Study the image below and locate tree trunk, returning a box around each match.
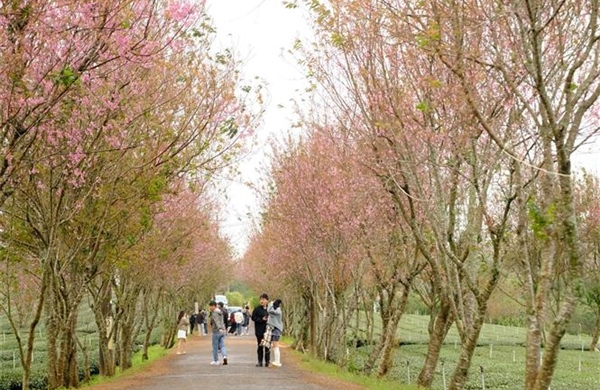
[448,309,487,390]
[46,312,60,390]
[376,289,409,377]
[61,313,80,388]
[418,299,453,387]
[309,293,317,356]
[118,318,136,371]
[90,280,116,376]
[141,294,159,361]
[98,337,115,376]
[531,296,577,390]
[16,266,48,390]
[363,286,409,376]
[45,264,85,389]
[589,310,600,352]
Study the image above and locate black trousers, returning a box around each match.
[256,334,270,365]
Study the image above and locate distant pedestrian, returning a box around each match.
[197,309,207,336]
[251,293,270,367]
[176,310,189,355]
[242,306,250,336]
[189,312,197,335]
[209,300,228,365]
[234,309,244,336]
[228,311,237,334]
[267,299,283,367]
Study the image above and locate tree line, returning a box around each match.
[0,1,257,389]
[242,2,600,390]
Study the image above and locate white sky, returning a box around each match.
[206,1,311,256]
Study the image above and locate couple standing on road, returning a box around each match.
[207,294,283,367]
[251,293,284,368]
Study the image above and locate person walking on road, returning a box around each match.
[251,293,270,367]
[176,310,189,355]
[209,300,228,365]
[267,299,283,367]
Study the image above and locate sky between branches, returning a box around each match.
[206,0,310,255]
[206,0,600,257]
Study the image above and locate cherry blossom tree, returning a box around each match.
[291,1,522,388]
[243,124,426,375]
[413,2,600,389]
[287,1,600,389]
[0,0,254,388]
[573,172,600,351]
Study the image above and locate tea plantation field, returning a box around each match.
[0,306,160,390]
[347,314,600,389]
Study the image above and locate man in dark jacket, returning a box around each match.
[251,293,270,367]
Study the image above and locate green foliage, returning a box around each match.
[214,49,232,65]
[0,364,51,390]
[331,32,344,48]
[226,291,245,306]
[527,199,556,239]
[416,22,441,48]
[52,66,79,87]
[0,369,26,390]
[146,175,166,202]
[139,206,153,231]
[404,295,430,316]
[219,117,238,139]
[493,315,527,328]
[415,100,431,112]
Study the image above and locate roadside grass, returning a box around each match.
[78,344,169,388]
[285,337,420,390]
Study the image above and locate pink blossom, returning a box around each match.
[166,0,198,22]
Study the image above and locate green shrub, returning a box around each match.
[0,366,47,390]
[0,369,21,390]
[494,315,527,328]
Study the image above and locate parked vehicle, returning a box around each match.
[214,294,228,306]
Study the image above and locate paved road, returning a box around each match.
[86,331,365,390]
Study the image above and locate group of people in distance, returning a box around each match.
[175,293,283,368]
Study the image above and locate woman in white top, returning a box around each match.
[176,310,189,354]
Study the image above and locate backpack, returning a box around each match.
[234,311,244,324]
[221,308,228,326]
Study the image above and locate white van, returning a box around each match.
[214,294,228,307]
